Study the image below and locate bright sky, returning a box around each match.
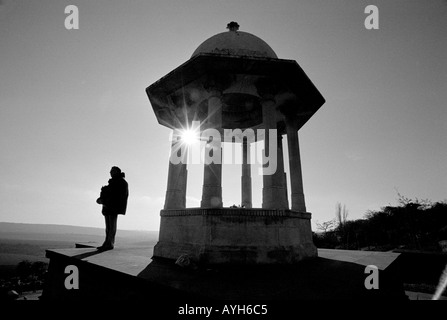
[1,0,446,231]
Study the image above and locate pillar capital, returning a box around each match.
[255,77,280,99]
[203,74,232,93]
[261,96,277,129]
[277,133,283,143]
[207,88,223,99]
[283,114,298,128]
[260,94,276,105]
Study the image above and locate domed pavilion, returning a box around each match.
[146,22,325,264]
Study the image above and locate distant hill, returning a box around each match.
[0,222,157,239]
[0,222,159,268]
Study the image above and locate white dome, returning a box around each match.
[192,30,278,59]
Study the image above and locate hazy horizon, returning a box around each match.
[0,221,159,233]
[1,0,446,231]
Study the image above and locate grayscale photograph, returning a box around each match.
[0,0,446,314]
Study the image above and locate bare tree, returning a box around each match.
[335,203,349,248]
[316,219,336,233]
[335,202,349,228]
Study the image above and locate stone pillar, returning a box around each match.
[241,139,252,208]
[201,90,223,208]
[285,116,306,212]
[261,96,288,209]
[164,130,187,209]
[261,96,274,209]
[284,171,289,208]
[274,134,288,209]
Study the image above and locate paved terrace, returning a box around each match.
[42,245,410,301]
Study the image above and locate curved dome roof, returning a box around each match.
[191,27,278,59]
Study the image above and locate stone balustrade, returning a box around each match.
[160,207,311,219]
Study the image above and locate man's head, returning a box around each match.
[110,166,122,178]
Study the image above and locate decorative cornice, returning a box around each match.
[160,208,311,219]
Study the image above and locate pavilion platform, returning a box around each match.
[41,244,408,302]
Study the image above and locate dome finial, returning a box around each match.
[226,21,239,32]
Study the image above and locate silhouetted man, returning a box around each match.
[96,166,129,250]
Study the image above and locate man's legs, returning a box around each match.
[108,214,118,247]
[101,214,118,249]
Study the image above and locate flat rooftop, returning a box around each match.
[47,245,400,276]
[44,245,407,301]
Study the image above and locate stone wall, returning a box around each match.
[154,208,317,264]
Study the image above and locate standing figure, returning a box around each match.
[96,166,129,251]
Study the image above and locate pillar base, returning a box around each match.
[164,190,186,209]
[262,186,289,209]
[200,186,223,208]
[291,192,306,212]
[153,208,317,264]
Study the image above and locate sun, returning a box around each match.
[180,128,199,145]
